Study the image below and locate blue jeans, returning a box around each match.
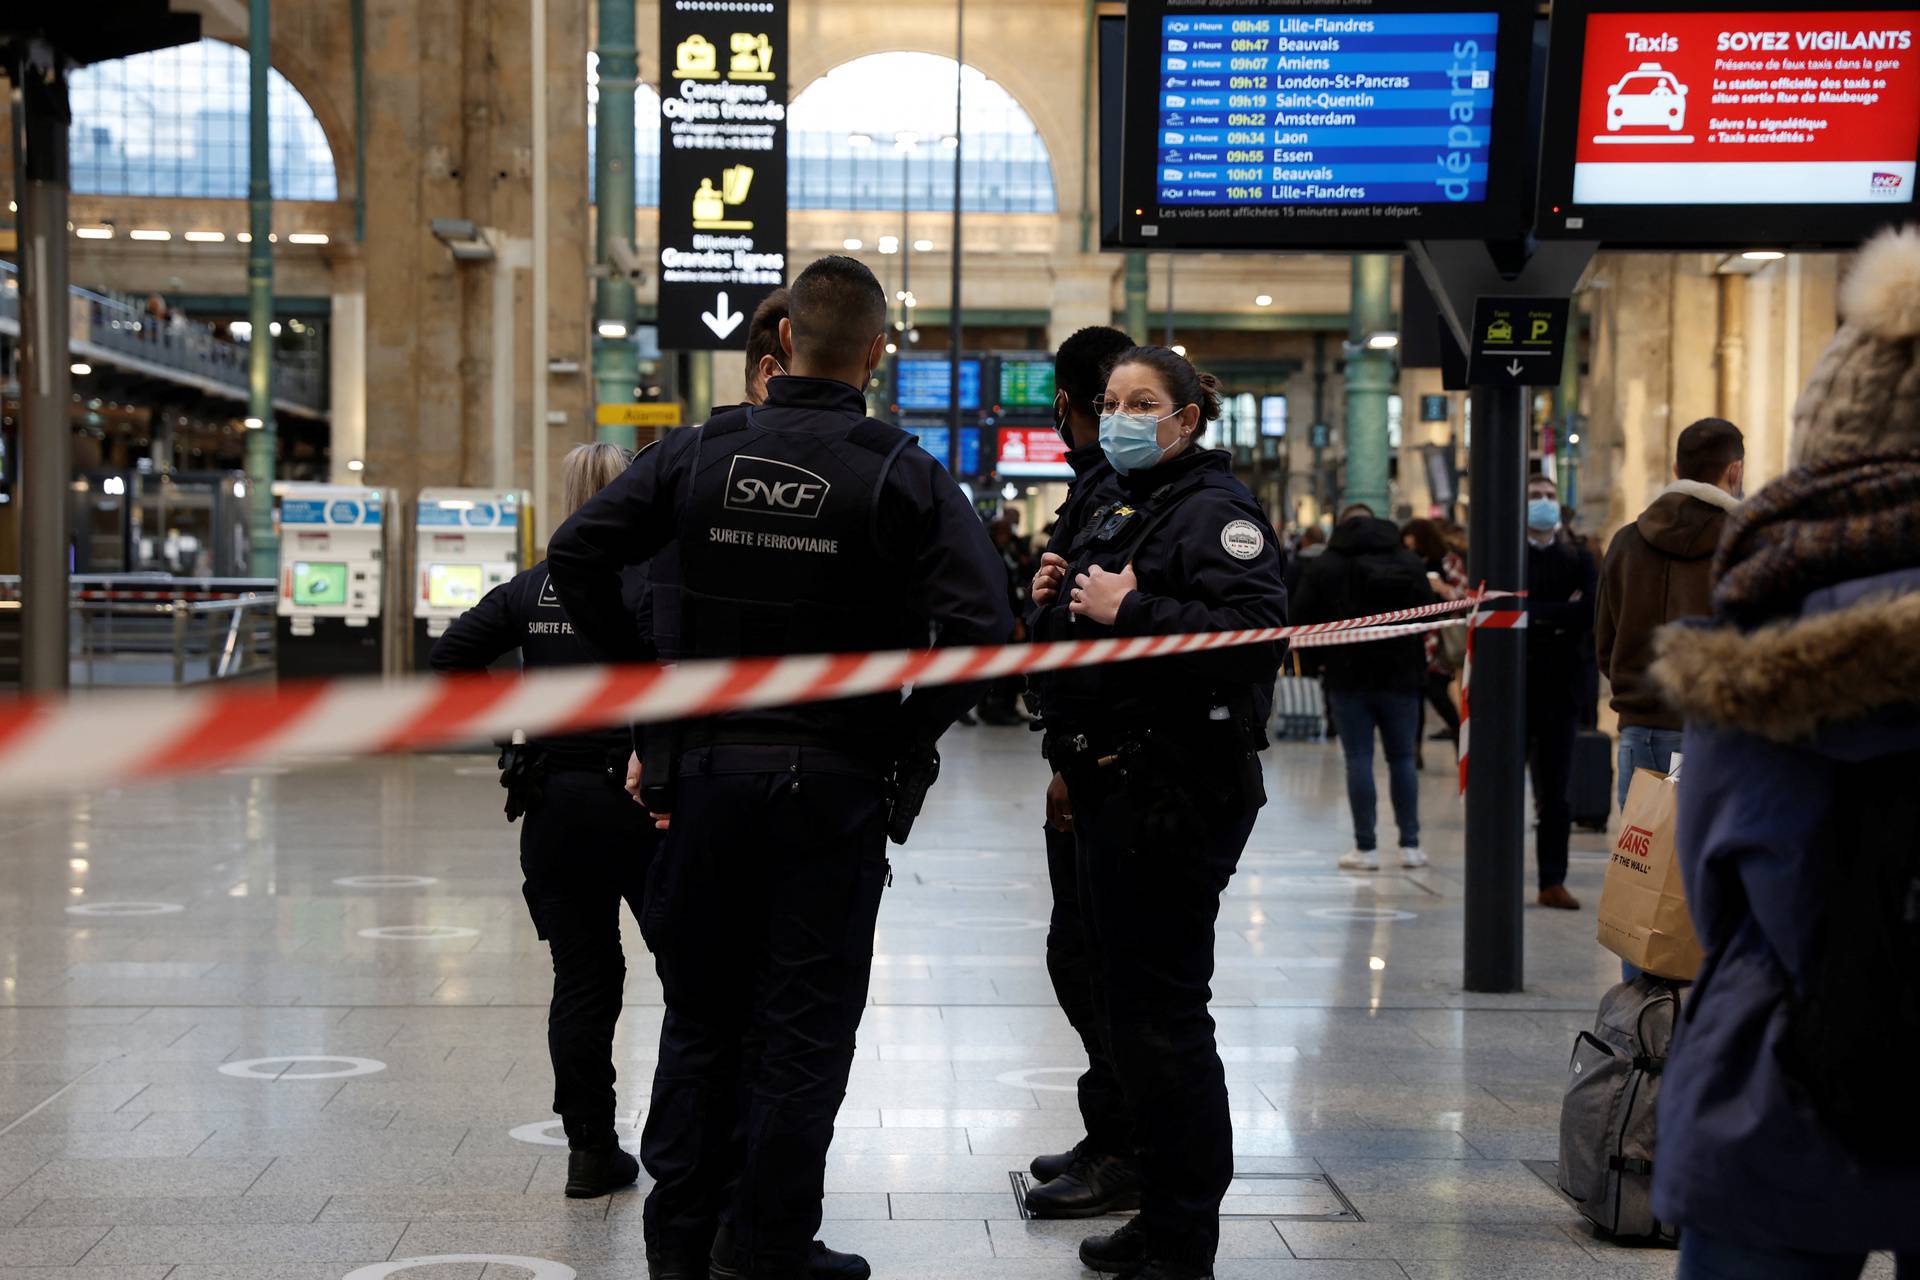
[1678,1228,1915,1279]
[1327,689,1421,852]
[1617,725,1685,809]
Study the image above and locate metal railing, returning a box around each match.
[0,576,277,688]
[0,260,324,412]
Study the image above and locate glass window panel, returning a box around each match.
[69,39,337,200]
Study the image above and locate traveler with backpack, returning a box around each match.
[1647,225,1920,1279]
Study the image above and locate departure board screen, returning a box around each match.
[896,358,983,412]
[901,425,983,475]
[997,358,1056,409]
[1119,0,1535,249]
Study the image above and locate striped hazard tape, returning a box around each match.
[0,591,1519,799]
[1457,593,1529,797]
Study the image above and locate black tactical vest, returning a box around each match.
[671,406,919,742]
[1033,465,1252,732]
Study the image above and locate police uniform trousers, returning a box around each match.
[1043,819,1134,1158]
[518,759,659,1150]
[1069,742,1264,1269]
[639,743,891,1279]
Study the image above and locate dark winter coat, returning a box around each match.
[1595,481,1740,729]
[1290,517,1435,694]
[1649,564,1920,1253]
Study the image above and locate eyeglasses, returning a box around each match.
[1096,395,1169,416]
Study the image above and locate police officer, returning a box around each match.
[1035,346,1287,1280]
[429,442,653,1200]
[547,255,1012,1280]
[1021,325,1143,1219]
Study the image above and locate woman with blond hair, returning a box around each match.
[432,441,656,1200]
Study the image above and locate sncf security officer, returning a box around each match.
[548,255,1012,1280]
[1021,324,1143,1220]
[1035,346,1287,1280]
[430,442,653,1200]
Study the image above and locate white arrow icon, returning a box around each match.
[702,290,744,340]
[1507,359,1525,378]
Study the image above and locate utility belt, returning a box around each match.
[497,740,630,822]
[1043,694,1265,778]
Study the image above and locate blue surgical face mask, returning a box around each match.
[1099,409,1183,474]
[1527,497,1561,532]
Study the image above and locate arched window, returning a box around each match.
[587,53,663,209]
[68,39,337,201]
[789,54,1055,213]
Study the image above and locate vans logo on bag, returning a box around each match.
[1614,825,1655,871]
[723,455,831,519]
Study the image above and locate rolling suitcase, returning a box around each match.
[1569,729,1613,832]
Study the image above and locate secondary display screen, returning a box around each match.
[902,425,983,475]
[292,561,348,608]
[1119,0,1535,248]
[426,563,484,610]
[896,358,983,412]
[1539,1,1920,245]
[997,358,1057,409]
[997,427,1074,478]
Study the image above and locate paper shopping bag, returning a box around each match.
[1596,767,1703,981]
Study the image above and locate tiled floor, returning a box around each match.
[0,728,1889,1278]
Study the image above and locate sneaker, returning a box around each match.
[1079,1217,1150,1274]
[1537,884,1582,910]
[1399,847,1429,869]
[1338,849,1380,872]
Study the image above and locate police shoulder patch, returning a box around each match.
[1220,519,1266,561]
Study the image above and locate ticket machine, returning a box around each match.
[275,483,394,678]
[411,488,530,669]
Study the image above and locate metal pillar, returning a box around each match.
[1557,317,1581,506]
[945,0,965,479]
[687,351,713,425]
[1123,252,1149,344]
[1311,331,1329,520]
[1464,383,1529,993]
[592,0,638,448]
[1342,253,1394,517]
[13,42,71,692]
[245,0,279,579]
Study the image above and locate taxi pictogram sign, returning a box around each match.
[1468,296,1571,388]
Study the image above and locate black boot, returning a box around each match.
[805,1241,871,1280]
[1026,1149,1142,1219]
[1029,1140,1083,1184]
[1078,1217,1150,1274]
[648,1250,709,1280]
[1119,1259,1214,1280]
[565,1143,639,1198]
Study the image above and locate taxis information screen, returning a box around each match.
[1539,0,1920,244]
[1119,0,1535,248]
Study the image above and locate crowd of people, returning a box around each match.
[424,227,1920,1280]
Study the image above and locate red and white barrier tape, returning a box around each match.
[0,591,1519,798]
[1456,598,1529,796]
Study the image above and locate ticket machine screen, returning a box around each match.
[292,562,349,607]
[426,563,485,610]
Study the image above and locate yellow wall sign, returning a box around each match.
[596,402,685,429]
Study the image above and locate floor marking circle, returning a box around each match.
[357,924,480,940]
[65,901,184,917]
[341,1256,576,1280]
[1306,906,1419,922]
[334,875,440,889]
[509,1118,640,1148]
[922,879,1035,892]
[935,917,1049,932]
[219,1055,387,1080]
[994,1066,1083,1093]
